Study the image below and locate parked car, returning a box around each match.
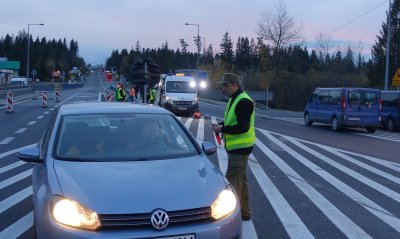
[380,90,400,131]
[304,88,381,133]
[18,102,241,239]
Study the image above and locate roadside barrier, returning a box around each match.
[6,91,14,114]
[55,88,60,102]
[42,91,48,108]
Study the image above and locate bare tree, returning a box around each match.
[256,0,303,53]
[316,30,333,71]
[256,0,303,79]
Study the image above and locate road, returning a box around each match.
[1,72,400,238]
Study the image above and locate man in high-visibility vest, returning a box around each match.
[212,73,255,221]
[149,87,156,104]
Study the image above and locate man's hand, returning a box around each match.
[212,124,222,133]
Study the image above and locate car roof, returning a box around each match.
[59,102,171,115]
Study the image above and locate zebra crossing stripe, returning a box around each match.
[0,186,32,214]
[196,118,205,143]
[283,136,400,204]
[184,117,193,129]
[211,116,227,174]
[248,153,314,239]
[0,211,34,239]
[258,129,400,234]
[0,161,25,174]
[0,169,32,190]
[316,144,400,185]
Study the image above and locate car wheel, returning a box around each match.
[331,117,340,132]
[386,118,395,131]
[366,127,377,133]
[304,113,313,126]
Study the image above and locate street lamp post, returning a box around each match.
[185,23,200,74]
[26,23,44,82]
[384,0,392,90]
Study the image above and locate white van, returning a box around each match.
[10,78,28,86]
[159,74,199,115]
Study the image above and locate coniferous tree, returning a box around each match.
[220,32,234,69]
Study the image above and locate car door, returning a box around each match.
[361,89,379,126]
[345,89,363,125]
[317,90,330,123]
[307,89,319,120]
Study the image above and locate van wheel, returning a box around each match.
[386,118,395,131]
[304,113,313,126]
[331,117,340,132]
[366,127,377,133]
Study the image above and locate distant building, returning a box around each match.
[0,58,20,85]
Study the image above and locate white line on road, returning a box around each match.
[0,169,32,190]
[27,121,36,125]
[0,161,26,174]
[259,129,400,234]
[0,211,33,239]
[44,111,49,114]
[14,128,27,134]
[0,137,15,144]
[36,115,44,119]
[184,117,193,129]
[0,186,32,214]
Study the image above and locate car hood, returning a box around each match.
[53,155,227,214]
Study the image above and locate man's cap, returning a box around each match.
[217,73,239,84]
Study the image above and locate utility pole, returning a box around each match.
[384,0,392,90]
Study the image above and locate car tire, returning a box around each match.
[331,117,340,132]
[366,127,377,133]
[386,118,395,131]
[304,113,313,126]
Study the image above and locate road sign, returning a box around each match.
[392,68,400,87]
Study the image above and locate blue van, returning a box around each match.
[304,88,381,133]
[380,90,400,131]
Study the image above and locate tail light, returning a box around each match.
[341,95,346,111]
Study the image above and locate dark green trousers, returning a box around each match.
[225,153,251,218]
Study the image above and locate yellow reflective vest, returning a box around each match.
[223,92,255,151]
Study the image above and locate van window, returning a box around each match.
[364,92,377,105]
[382,93,399,107]
[318,90,329,104]
[329,90,341,105]
[166,81,196,93]
[348,92,361,105]
[310,90,319,103]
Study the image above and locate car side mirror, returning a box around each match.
[17,146,42,163]
[202,141,217,155]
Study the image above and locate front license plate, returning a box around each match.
[155,234,195,239]
[178,107,187,110]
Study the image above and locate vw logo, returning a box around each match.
[150,209,169,230]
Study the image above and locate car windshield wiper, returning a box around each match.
[58,157,101,162]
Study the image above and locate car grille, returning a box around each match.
[99,207,212,229]
[174,101,193,107]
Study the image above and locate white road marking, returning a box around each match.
[0,186,32,214]
[184,117,193,129]
[27,121,36,125]
[259,129,400,234]
[255,134,372,238]
[0,137,15,144]
[0,169,32,190]
[36,115,44,119]
[195,118,205,144]
[15,128,27,133]
[0,211,34,239]
[211,116,227,174]
[0,161,26,174]
[44,111,49,114]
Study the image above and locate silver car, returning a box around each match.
[18,102,241,239]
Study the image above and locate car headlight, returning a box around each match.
[51,196,101,230]
[200,81,207,88]
[211,186,237,220]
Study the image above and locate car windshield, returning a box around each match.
[55,113,198,161]
[166,81,196,93]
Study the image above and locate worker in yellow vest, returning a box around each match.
[212,73,255,221]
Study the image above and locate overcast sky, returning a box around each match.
[0,0,390,65]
